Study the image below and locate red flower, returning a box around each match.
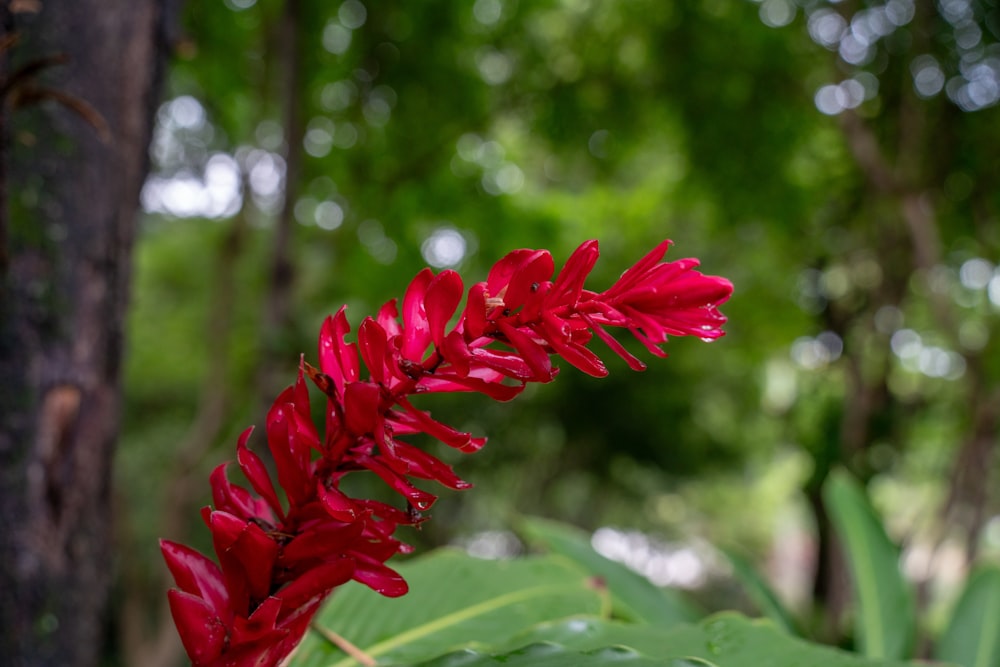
[162,239,731,667]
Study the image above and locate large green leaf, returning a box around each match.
[823,470,915,660]
[935,566,1000,667]
[518,516,702,626]
[292,549,943,667]
[412,644,717,667]
[721,547,801,636]
[415,613,934,667]
[291,549,609,667]
[495,613,930,667]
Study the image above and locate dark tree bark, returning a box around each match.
[0,1,172,665]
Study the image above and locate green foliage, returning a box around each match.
[292,549,608,667]
[492,613,932,667]
[517,516,702,626]
[412,644,702,667]
[721,470,1000,667]
[119,0,1000,663]
[719,548,800,637]
[291,547,942,667]
[935,566,1000,667]
[823,471,915,660]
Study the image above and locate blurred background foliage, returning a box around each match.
[117,0,1000,663]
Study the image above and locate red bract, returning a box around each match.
[162,239,732,667]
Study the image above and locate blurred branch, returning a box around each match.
[837,111,897,196]
[256,0,303,409]
[837,110,942,277]
[940,378,1000,560]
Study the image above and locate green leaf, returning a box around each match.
[518,516,702,625]
[936,565,1000,667]
[822,470,915,660]
[416,613,931,667]
[496,613,929,666]
[721,547,801,636]
[411,643,709,666]
[291,548,941,667]
[290,549,609,667]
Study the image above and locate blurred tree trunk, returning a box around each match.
[0,1,171,665]
[256,0,303,411]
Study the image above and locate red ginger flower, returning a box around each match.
[161,239,732,667]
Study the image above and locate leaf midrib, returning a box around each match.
[326,582,585,667]
[846,496,884,658]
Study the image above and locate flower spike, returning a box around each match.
[162,239,731,666]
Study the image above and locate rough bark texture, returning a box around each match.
[0,1,169,665]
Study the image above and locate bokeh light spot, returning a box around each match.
[321,80,358,111]
[473,0,503,25]
[808,9,846,49]
[959,258,993,289]
[304,117,335,158]
[477,48,513,85]
[224,0,256,11]
[421,227,468,268]
[759,0,795,28]
[338,0,367,29]
[314,200,344,230]
[911,55,945,98]
[323,22,352,55]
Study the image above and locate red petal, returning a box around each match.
[382,440,471,490]
[486,248,535,292]
[598,239,673,303]
[276,558,355,608]
[343,381,381,435]
[264,406,312,508]
[468,346,534,380]
[281,520,365,566]
[497,321,554,381]
[417,373,524,402]
[318,308,360,395]
[462,283,489,340]
[549,240,599,306]
[358,499,411,524]
[160,540,231,621]
[401,268,434,361]
[349,554,409,597]
[231,596,284,644]
[210,511,279,609]
[625,316,670,357]
[394,397,485,453]
[358,318,389,384]
[441,330,472,376]
[210,464,274,523]
[538,312,608,377]
[581,313,647,372]
[518,279,552,322]
[356,453,438,510]
[503,250,554,310]
[625,269,731,312]
[167,589,228,665]
[236,428,285,520]
[376,298,402,336]
[317,481,360,522]
[291,364,312,416]
[425,270,464,347]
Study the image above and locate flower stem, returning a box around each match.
[310,623,377,666]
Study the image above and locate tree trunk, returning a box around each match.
[0,1,170,665]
